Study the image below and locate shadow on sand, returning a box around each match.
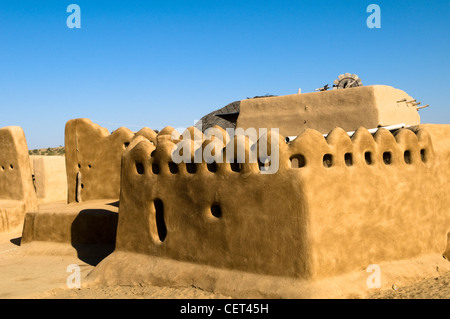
[70,208,118,266]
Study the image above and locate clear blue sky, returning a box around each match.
[1,0,449,149]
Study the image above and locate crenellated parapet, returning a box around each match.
[119,124,435,180]
[287,125,434,170]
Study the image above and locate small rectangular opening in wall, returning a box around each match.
[152,163,160,174]
[404,150,412,164]
[344,153,353,166]
[365,151,373,165]
[383,152,392,165]
[230,162,242,172]
[290,154,306,168]
[186,163,197,174]
[420,149,427,163]
[207,162,217,173]
[136,162,145,174]
[168,162,179,174]
[258,158,271,172]
[323,154,333,168]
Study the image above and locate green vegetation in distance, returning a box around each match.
[28,146,65,156]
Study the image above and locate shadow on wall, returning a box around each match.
[70,207,118,266]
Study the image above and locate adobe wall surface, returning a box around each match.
[236,85,421,138]
[115,132,311,278]
[21,199,118,246]
[103,124,449,283]
[30,156,67,204]
[0,201,26,233]
[64,119,157,203]
[20,119,156,246]
[295,124,450,279]
[0,126,37,232]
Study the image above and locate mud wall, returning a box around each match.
[30,156,67,204]
[114,124,450,280]
[116,130,311,278]
[65,119,157,203]
[0,126,37,231]
[292,125,450,279]
[237,85,421,138]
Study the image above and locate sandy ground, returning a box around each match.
[1,225,449,299]
[0,225,230,299]
[368,271,450,299]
